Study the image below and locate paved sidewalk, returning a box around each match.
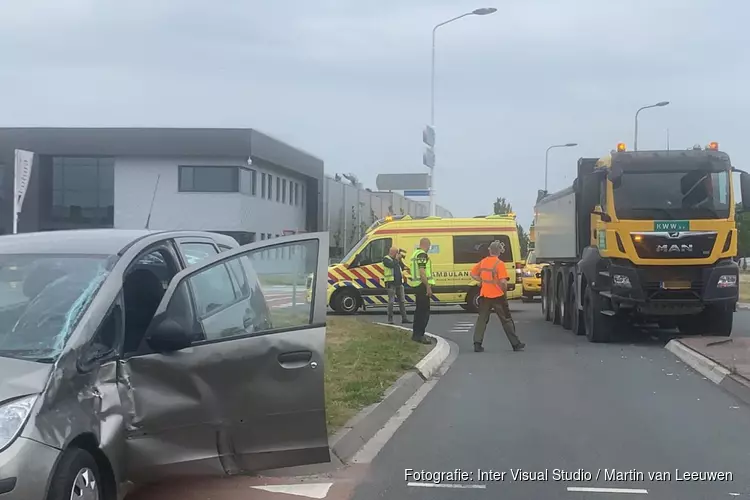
[679,336,750,381]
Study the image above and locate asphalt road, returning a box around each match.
[350,303,750,500]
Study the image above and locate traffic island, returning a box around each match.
[666,337,750,405]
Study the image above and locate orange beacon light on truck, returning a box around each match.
[616,142,627,152]
[707,142,719,150]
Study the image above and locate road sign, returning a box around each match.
[422,148,435,169]
[423,125,435,147]
[375,173,431,191]
[404,189,431,197]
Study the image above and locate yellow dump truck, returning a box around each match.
[534,142,750,341]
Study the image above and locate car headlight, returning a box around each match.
[0,395,37,451]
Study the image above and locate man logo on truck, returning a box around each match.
[656,244,693,253]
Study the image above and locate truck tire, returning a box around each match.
[332,288,360,315]
[583,286,614,343]
[553,275,563,325]
[542,270,553,322]
[571,281,585,336]
[679,305,733,336]
[561,278,573,330]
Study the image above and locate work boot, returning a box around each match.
[412,336,431,345]
[513,343,526,352]
[474,343,484,353]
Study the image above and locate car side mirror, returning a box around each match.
[741,172,750,211]
[146,318,192,352]
[591,211,612,223]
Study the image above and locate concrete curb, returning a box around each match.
[665,339,750,406]
[737,303,750,310]
[328,325,451,464]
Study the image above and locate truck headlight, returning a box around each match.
[717,275,737,288]
[523,270,534,278]
[613,274,631,288]
[0,395,37,451]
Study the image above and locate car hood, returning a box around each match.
[0,356,52,403]
[524,264,545,273]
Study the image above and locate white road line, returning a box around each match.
[567,486,648,494]
[250,482,333,498]
[407,482,486,489]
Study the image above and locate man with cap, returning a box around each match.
[470,240,525,352]
[408,237,434,344]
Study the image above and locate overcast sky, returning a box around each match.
[1,0,747,228]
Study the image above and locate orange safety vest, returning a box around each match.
[472,256,508,298]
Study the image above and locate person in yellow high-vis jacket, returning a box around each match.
[409,238,435,345]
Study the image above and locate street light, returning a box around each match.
[634,101,669,151]
[428,7,497,216]
[544,143,578,192]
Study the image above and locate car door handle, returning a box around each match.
[278,351,313,367]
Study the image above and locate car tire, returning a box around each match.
[466,288,480,313]
[584,286,614,343]
[332,289,360,315]
[561,278,573,330]
[47,448,105,500]
[542,271,553,322]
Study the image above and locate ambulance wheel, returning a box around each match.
[465,288,480,313]
[332,289,360,315]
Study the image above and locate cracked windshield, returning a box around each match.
[0,1,749,500]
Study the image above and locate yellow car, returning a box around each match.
[520,250,546,302]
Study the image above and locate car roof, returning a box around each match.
[0,229,235,255]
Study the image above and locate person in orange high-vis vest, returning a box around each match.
[470,240,525,353]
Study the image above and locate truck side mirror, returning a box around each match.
[741,172,750,212]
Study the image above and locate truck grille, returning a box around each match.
[631,232,717,260]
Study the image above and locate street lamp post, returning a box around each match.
[634,101,669,151]
[544,143,578,192]
[428,7,497,216]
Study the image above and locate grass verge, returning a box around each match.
[325,317,432,431]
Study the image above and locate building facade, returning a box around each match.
[0,128,324,243]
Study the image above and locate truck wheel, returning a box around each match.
[521,293,533,303]
[542,272,553,321]
[332,289,360,315]
[583,286,613,343]
[553,276,563,325]
[571,282,585,336]
[705,305,733,336]
[561,279,573,330]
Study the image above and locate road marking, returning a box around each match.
[567,486,648,494]
[250,482,333,498]
[407,482,486,489]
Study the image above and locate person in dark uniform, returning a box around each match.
[408,238,434,345]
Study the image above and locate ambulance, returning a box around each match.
[324,214,523,314]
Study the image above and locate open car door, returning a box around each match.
[121,232,329,482]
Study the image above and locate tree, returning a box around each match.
[493,197,513,216]
[492,197,529,258]
[736,203,750,269]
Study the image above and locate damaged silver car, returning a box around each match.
[0,229,329,500]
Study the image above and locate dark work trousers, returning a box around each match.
[473,295,521,348]
[412,283,431,339]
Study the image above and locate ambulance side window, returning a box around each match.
[353,238,392,267]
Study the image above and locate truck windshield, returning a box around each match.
[612,169,730,220]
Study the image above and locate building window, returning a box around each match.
[301,185,305,208]
[282,179,287,203]
[267,233,272,239]
[294,183,299,206]
[179,166,239,193]
[268,174,273,200]
[49,157,115,228]
[261,173,267,198]
[250,169,257,196]
[276,177,280,202]
[289,181,294,205]
[261,233,266,240]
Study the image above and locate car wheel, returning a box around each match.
[466,288,480,313]
[47,448,105,500]
[333,289,360,315]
